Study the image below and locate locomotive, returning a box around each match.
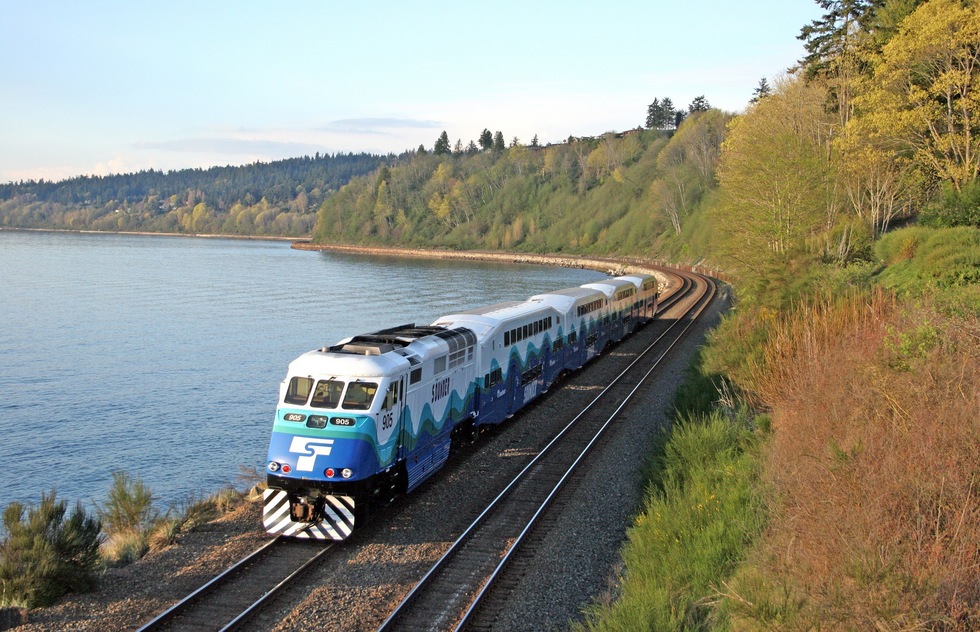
[262,273,659,539]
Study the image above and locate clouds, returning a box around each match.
[0,1,821,183]
[134,137,327,157]
[321,118,443,135]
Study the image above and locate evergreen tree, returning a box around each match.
[688,95,710,113]
[479,129,494,151]
[646,97,679,130]
[434,131,451,155]
[798,0,880,79]
[750,77,773,103]
[531,134,540,147]
[466,140,479,155]
[674,109,687,129]
[493,131,506,152]
[646,98,662,128]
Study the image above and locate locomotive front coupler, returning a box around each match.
[288,495,324,523]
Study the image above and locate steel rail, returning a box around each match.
[456,274,717,630]
[377,271,712,631]
[219,542,336,631]
[137,535,284,631]
[137,534,335,632]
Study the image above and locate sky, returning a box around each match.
[0,1,822,184]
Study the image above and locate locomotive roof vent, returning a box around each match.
[335,342,395,356]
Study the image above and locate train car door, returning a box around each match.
[380,376,405,450]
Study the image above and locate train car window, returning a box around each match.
[310,379,344,409]
[284,377,313,405]
[489,367,502,386]
[410,368,422,384]
[434,355,447,374]
[505,331,510,346]
[449,347,466,368]
[342,381,378,410]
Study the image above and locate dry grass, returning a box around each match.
[728,290,980,629]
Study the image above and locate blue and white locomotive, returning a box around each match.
[262,273,659,539]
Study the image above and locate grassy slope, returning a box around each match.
[580,227,979,630]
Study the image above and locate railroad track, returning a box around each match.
[135,267,709,632]
[136,536,333,631]
[378,271,715,631]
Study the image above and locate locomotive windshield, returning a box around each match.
[342,381,378,410]
[284,377,313,405]
[310,379,345,408]
[283,376,380,410]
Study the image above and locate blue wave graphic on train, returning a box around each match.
[262,274,660,539]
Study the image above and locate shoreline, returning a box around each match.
[0,227,728,281]
[291,241,728,282]
[0,226,297,242]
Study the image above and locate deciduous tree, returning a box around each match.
[855,0,980,191]
[715,75,839,276]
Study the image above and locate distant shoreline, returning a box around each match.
[0,226,296,242]
[0,227,724,282]
[290,241,728,284]
[293,241,668,276]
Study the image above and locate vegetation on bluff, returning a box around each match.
[577,0,979,628]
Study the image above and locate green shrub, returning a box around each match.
[920,180,980,228]
[0,491,103,608]
[97,471,158,536]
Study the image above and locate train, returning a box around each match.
[262,272,660,539]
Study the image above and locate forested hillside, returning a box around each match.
[0,153,388,236]
[312,114,727,260]
[578,1,980,629]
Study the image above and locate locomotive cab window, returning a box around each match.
[284,377,313,405]
[310,379,344,409]
[342,381,378,410]
[383,381,401,410]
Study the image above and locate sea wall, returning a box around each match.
[290,242,730,291]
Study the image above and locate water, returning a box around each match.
[0,231,604,510]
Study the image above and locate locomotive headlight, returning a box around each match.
[268,461,280,472]
[325,468,335,478]
[341,468,353,479]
